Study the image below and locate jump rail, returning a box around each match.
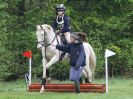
[29,83,106,93]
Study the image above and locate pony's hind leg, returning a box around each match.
[81,69,87,83]
[84,65,92,83]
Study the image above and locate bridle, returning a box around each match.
[37,25,64,62]
[37,25,59,61]
[37,25,56,47]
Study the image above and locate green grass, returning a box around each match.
[129,0,133,2]
[0,78,133,99]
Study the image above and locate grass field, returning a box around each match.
[0,78,133,99]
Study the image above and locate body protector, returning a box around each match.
[53,15,71,33]
[56,16,64,30]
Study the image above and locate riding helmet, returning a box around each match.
[56,4,66,11]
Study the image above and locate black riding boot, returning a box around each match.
[74,81,80,94]
[79,77,83,84]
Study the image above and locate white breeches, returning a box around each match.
[64,32,71,43]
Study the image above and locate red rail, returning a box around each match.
[29,83,106,93]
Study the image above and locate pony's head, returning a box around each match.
[36,24,54,49]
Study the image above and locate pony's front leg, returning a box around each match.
[40,57,47,93]
[46,55,59,69]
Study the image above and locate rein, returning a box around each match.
[38,25,60,61]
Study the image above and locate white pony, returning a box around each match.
[36,24,96,93]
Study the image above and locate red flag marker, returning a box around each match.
[23,50,32,58]
[23,50,32,85]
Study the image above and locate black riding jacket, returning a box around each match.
[53,15,71,33]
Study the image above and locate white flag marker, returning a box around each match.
[105,49,116,58]
[105,49,116,94]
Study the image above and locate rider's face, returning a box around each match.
[57,11,64,16]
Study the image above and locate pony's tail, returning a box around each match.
[88,44,96,74]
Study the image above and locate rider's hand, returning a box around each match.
[56,30,61,35]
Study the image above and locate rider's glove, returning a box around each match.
[56,30,61,35]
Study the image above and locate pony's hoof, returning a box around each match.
[40,86,45,93]
[40,90,45,93]
[47,77,51,83]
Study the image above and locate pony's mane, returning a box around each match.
[41,24,53,32]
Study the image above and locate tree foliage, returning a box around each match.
[0,0,133,81]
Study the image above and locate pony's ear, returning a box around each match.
[37,25,43,30]
[37,25,40,29]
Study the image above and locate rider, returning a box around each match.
[53,4,71,43]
